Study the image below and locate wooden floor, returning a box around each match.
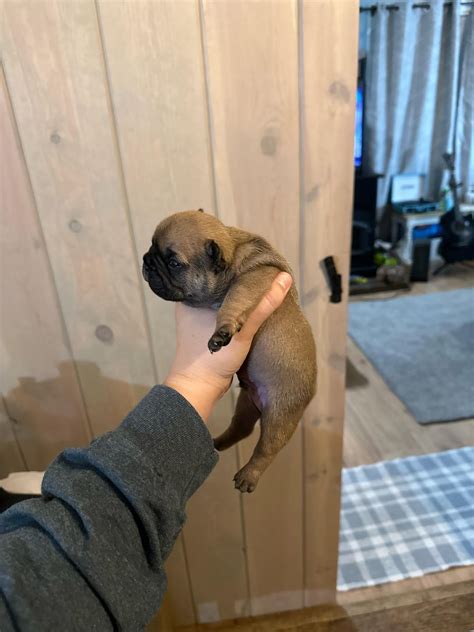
[180,579,474,631]
[339,262,474,607]
[344,262,474,468]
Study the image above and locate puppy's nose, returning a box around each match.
[143,252,155,270]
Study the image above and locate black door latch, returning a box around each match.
[322,256,342,303]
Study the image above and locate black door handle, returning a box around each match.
[322,256,342,303]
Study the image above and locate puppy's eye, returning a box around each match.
[168,258,181,270]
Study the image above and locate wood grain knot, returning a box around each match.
[50,132,61,144]
[68,219,82,233]
[328,352,345,372]
[95,324,114,344]
[306,184,320,203]
[329,81,350,103]
[260,134,278,156]
[303,287,319,305]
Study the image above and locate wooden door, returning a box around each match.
[1,0,358,625]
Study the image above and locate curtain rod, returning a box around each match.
[360,2,473,12]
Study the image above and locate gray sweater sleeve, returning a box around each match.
[0,385,218,631]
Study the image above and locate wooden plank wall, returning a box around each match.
[301,1,359,607]
[202,1,304,617]
[0,63,91,472]
[1,0,358,626]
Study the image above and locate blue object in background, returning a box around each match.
[412,223,443,240]
[354,85,363,168]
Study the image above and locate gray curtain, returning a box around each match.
[456,9,474,203]
[363,0,474,216]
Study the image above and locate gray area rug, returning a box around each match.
[349,289,474,424]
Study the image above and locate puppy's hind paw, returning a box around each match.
[233,466,260,493]
[208,327,233,353]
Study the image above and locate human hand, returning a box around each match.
[164,272,292,420]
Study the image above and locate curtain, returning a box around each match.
[456,9,474,203]
[363,0,474,218]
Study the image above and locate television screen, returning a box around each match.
[354,83,363,168]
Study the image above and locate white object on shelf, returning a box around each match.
[392,212,442,264]
[391,173,425,203]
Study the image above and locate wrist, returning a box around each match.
[164,372,228,421]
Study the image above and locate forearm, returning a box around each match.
[0,386,218,631]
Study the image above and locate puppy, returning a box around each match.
[143,210,316,492]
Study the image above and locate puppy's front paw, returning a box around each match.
[233,466,260,493]
[213,434,228,451]
[208,326,233,353]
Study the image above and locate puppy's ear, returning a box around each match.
[198,208,204,213]
[205,239,226,272]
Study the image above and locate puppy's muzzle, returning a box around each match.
[142,252,162,287]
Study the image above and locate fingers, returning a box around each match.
[239,272,292,340]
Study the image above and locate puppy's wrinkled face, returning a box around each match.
[142,210,233,307]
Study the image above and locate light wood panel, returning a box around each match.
[202,0,301,280]
[300,0,359,607]
[97,1,247,624]
[2,0,359,624]
[163,538,196,627]
[0,64,91,470]
[202,0,303,616]
[0,398,25,477]
[97,0,216,380]
[185,395,249,624]
[2,0,155,436]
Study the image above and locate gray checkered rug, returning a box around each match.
[337,447,474,591]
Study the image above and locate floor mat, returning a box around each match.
[337,447,474,591]
[348,288,474,423]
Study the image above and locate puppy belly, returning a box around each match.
[237,371,266,412]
